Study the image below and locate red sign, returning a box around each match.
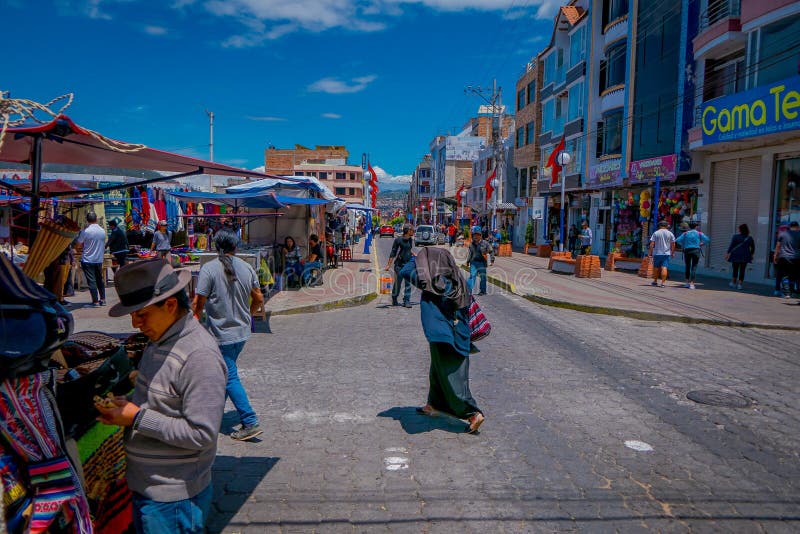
[628,154,677,184]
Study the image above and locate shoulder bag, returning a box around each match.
[468,295,491,342]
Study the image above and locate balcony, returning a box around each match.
[693,0,743,60]
[603,15,628,48]
[600,85,625,114]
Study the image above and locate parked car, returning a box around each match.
[415,224,438,246]
[379,225,395,238]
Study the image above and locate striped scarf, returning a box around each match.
[0,371,92,533]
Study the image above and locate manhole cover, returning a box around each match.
[686,390,751,408]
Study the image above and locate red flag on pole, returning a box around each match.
[367,163,379,207]
[546,136,566,186]
[484,168,496,206]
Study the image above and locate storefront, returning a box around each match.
[693,75,800,283]
[586,158,622,256]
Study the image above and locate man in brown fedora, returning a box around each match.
[96,258,226,533]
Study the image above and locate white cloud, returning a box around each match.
[308,75,377,94]
[373,166,411,184]
[143,25,169,35]
[251,165,266,172]
[246,115,288,122]
[322,113,342,119]
[165,0,557,44]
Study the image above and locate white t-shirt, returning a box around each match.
[78,223,107,263]
[650,228,676,256]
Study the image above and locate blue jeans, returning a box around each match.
[392,262,413,303]
[468,263,487,294]
[132,485,212,534]
[220,341,258,427]
[302,261,322,285]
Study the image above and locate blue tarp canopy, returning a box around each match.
[345,203,377,211]
[275,195,329,206]
[168,191,285,209]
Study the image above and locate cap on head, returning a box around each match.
[790,221,799,228]
[108,258,191,317]
[109,219,118,227]
[658,220,669,228]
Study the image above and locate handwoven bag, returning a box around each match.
[468,295,491,342]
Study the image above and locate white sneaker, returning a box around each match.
[728,282,735,288]
[737,283,743,290]
[689,283,695,290]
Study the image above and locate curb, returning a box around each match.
[478,268,800,332]
[272,246,381,317]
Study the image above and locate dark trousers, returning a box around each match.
[81,262,106,303]
[427,342,481,420]
[392,262,412,303]
[776,258,799,293]
[113,252,128,268]
[731,262,747,282]
[683,249,701,281]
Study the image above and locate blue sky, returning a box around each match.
[3,0,556,185]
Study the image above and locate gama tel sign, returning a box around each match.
[701,76,800,144]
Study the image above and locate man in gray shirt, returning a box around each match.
[773,221,800,298]
[99,259,226,533]
[193,228,264,441]
[151,220,172,260]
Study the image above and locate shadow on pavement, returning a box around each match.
[377,406,467,434]
[208,455,279,533]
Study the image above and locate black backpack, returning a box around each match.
[0,254,73,378]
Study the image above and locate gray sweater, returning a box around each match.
[126,313,227,502]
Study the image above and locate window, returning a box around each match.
[568,83,583,121]
[570,26,585,68]
[318,172,327,180]
[542,99,554,133]
[554,97,565,133]
[526,121,535,145]
[526,81,535,105]
[602,0,628,28]
[350,172,357,180]
[703,50,745,101]
[517,88,526,111]
[519,167,528,198]
[756,13,800,86]
[516,127,525,148]
[543,53,555,84]
[348,188,355,195]
[335,172,346,180]
[603,41,626,91]
[602,109,623,156]
[334,187,347,195]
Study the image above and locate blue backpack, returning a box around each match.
[0,254,73,378]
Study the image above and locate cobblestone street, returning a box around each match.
[201,240,800,533]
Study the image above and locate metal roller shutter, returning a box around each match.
[735,156,761,253]
[708,159,737,272]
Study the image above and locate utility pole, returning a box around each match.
[465,79,503,231]
[205,109,214,191]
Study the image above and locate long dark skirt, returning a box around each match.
[427,342,481,419]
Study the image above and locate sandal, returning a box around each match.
[466,412,485,434]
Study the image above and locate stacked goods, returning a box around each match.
[536,244,552,258]
[575,255,602,278]
[22,217,79,278]
[637,255,654,278]
[548,251,572,270]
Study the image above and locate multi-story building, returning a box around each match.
[688,0,800,285]
[513,57,543,247]
[429,128,487,224]
[470,139,517,234]
[408,155,433,224]
[535,2,590,246]
[264,145,365,204]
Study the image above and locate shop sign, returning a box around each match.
[587,159,622,188]
[514,197,528,207]
[531,197,545,219]
[628,154,677,184]
[701,75,800,144]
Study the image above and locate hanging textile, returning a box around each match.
[0,371,92,534]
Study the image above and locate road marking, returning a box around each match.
[624,440,654,452]
[384,447,409,471]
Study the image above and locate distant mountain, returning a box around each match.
[377,189,407,200]
[377,181,410,192]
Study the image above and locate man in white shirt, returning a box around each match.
[579,221,593,255]
[77,211,107,306]
[648,220,676,288]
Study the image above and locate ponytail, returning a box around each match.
[214,228,239,282]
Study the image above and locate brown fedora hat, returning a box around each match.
[109,258,191,317]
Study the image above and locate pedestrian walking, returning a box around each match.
[385,224,415,307]
[725,224,755,290]
[579,221,593,255]
[151,220,172,260]
[107,219,129,270]
[568,224,578,253]
[99,259,227,534]
[412,247,484,434]
[193,228,265,441]
[447,223,457,247]
[77,211,107,306]
[675,222,710,289]
[773,221,800,298]
[648,220,676,288]
[466,231,491,295]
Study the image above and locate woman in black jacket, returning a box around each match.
[725,223,755,290]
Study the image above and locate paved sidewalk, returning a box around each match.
[445,245,800,330]
[65,246,379,330]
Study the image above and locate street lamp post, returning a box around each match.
[556,150,572,252]
[491,176,500,232]
[460,189,467,222]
